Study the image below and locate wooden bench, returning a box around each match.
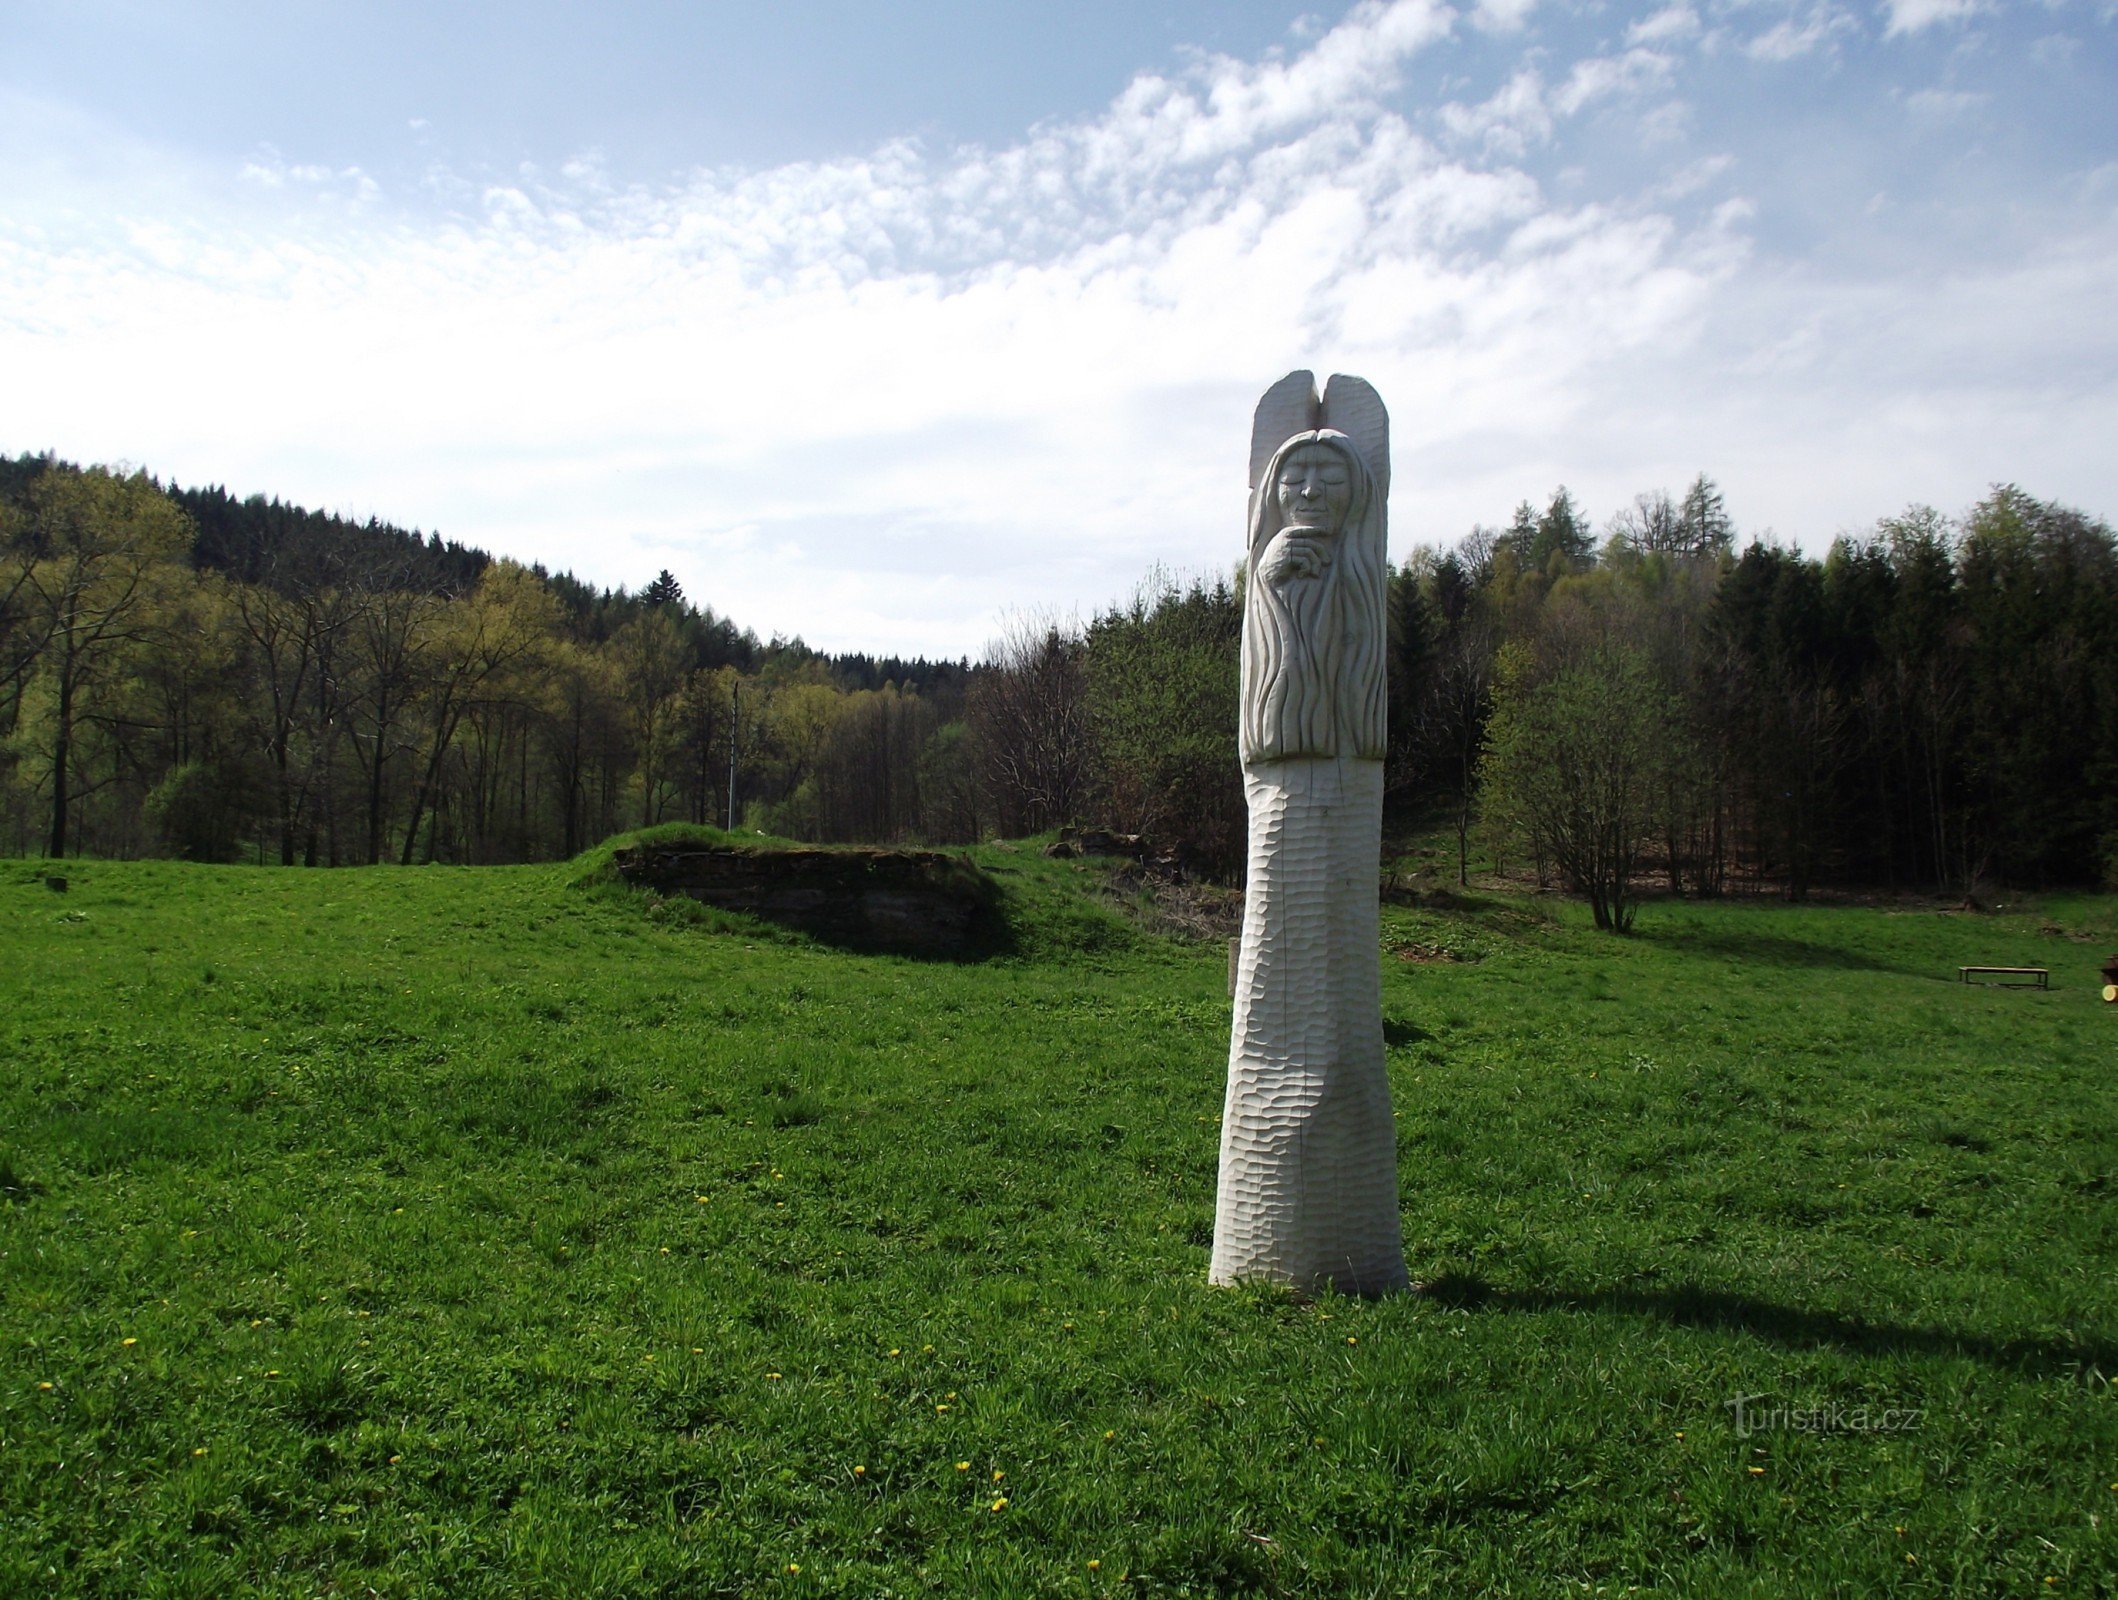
[1959,965,2049,989]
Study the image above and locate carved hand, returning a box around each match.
[1261,529,1331,585]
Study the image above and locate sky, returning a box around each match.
[3,0,2114,657]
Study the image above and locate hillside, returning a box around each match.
[2,850,2113,1594]
[0,452,977,866]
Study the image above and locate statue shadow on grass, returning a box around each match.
[1417,1272,2116,1379]
[1383,1016,1433,1049]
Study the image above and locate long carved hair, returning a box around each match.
[1239,428,1388,765]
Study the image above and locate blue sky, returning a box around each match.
[3,1,2113,654]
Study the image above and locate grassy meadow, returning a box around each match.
[2,840,2114,1597]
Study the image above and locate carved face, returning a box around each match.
[1275,443,1352,534]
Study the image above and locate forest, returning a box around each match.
[3,450,2113,901]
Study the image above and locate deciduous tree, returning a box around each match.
[16,468,192,856]
[968,611,1091,838]
[1480,635,1667,932]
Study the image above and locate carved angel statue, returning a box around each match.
[1210,371,1408,1297]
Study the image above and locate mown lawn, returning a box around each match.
[2,846,2113,1598]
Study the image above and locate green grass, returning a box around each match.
[1,846,2113,1598]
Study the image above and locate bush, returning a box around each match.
[143,762,246,862]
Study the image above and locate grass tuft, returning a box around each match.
[0,1152,40,1202]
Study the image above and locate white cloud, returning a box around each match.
[1745,6,1858,61]
[1552,49,1677,115]
[1442,46,1680,156]
[1085,0,1452,169]
[1438,69,1554,156]
[1646,207,2118,540]
[1470,0,1540,33]
[1904,86,1991,116]
[1881,0,1984,35]
[1629,5,1703,46]
[2028,33,2081,69]
[1649,153,1736,201]
[1,3,2111,654]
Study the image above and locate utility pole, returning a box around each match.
[726,680,739,831]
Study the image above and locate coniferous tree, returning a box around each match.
[1532,487,1592,571]
[1083,573,1243,873]
[1678,474,1733,557]
[1386,562,1437,797]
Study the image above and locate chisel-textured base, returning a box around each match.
[1210,757,1407,1297]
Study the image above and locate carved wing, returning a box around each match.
[1320,374,1389,507]
[1248,369,1320,493]
[1248,371,1320,551]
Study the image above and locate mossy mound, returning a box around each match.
[591,824,1005,957]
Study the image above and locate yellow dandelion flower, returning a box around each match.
[1748,1466,1765,1476]
[1346,1336,1357,1345]
[193,1447,207,1456]
[888,1348,900,1357]
[990,1497,1008,1512]
[955,1461,969,1471]
[389,1455,401,1464]
[37,1381,54,1392]
[853,1465,866,1476]
[1088,1560,1100,1571]
[766,1372,782,1381]
[787,1562,800,1574]
[922,1344,934,1354]
[121,1337,137,1347]
[992,1469,1005,1482]
[936,1403,949,1413]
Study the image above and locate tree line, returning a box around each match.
[1454,481,2118,920]
[0,454,978,864]
[967,475,2118,908]
[6,452,2114,906]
